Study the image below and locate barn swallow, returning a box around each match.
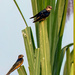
[6,54,24,75]
[30,5,52,23]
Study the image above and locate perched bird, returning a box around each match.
[30,5,52,23]
[6,54,24,75]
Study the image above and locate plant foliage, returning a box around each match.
[13,0,74,75]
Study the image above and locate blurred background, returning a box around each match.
[0,0,73,75]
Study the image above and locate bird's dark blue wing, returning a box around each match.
[30,9,49,19]
[39,9,50,18]
[16,58,23,62]
[6,58,23,75]
[33,9,50,22]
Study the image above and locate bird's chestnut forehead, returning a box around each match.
[47,6,52,8]
[18,55,24,58]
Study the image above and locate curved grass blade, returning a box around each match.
[63,50,74,75]
[53,42,73,75]
[13,0,28,27]
[62,43,73,50]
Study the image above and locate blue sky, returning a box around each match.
[0,0,73,75]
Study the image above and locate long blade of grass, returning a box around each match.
[58,0,66,32]
[66,48,70,75]
[50,0,60,69]
[52,0,68,74]
[52,37,62,75]
[59,0,68,37]
[22,27,35,75]
[39,20,51,75]
[34,48,40,75]
[51,0,68,70]
[13,0,28,27]
[31,0,38,15]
